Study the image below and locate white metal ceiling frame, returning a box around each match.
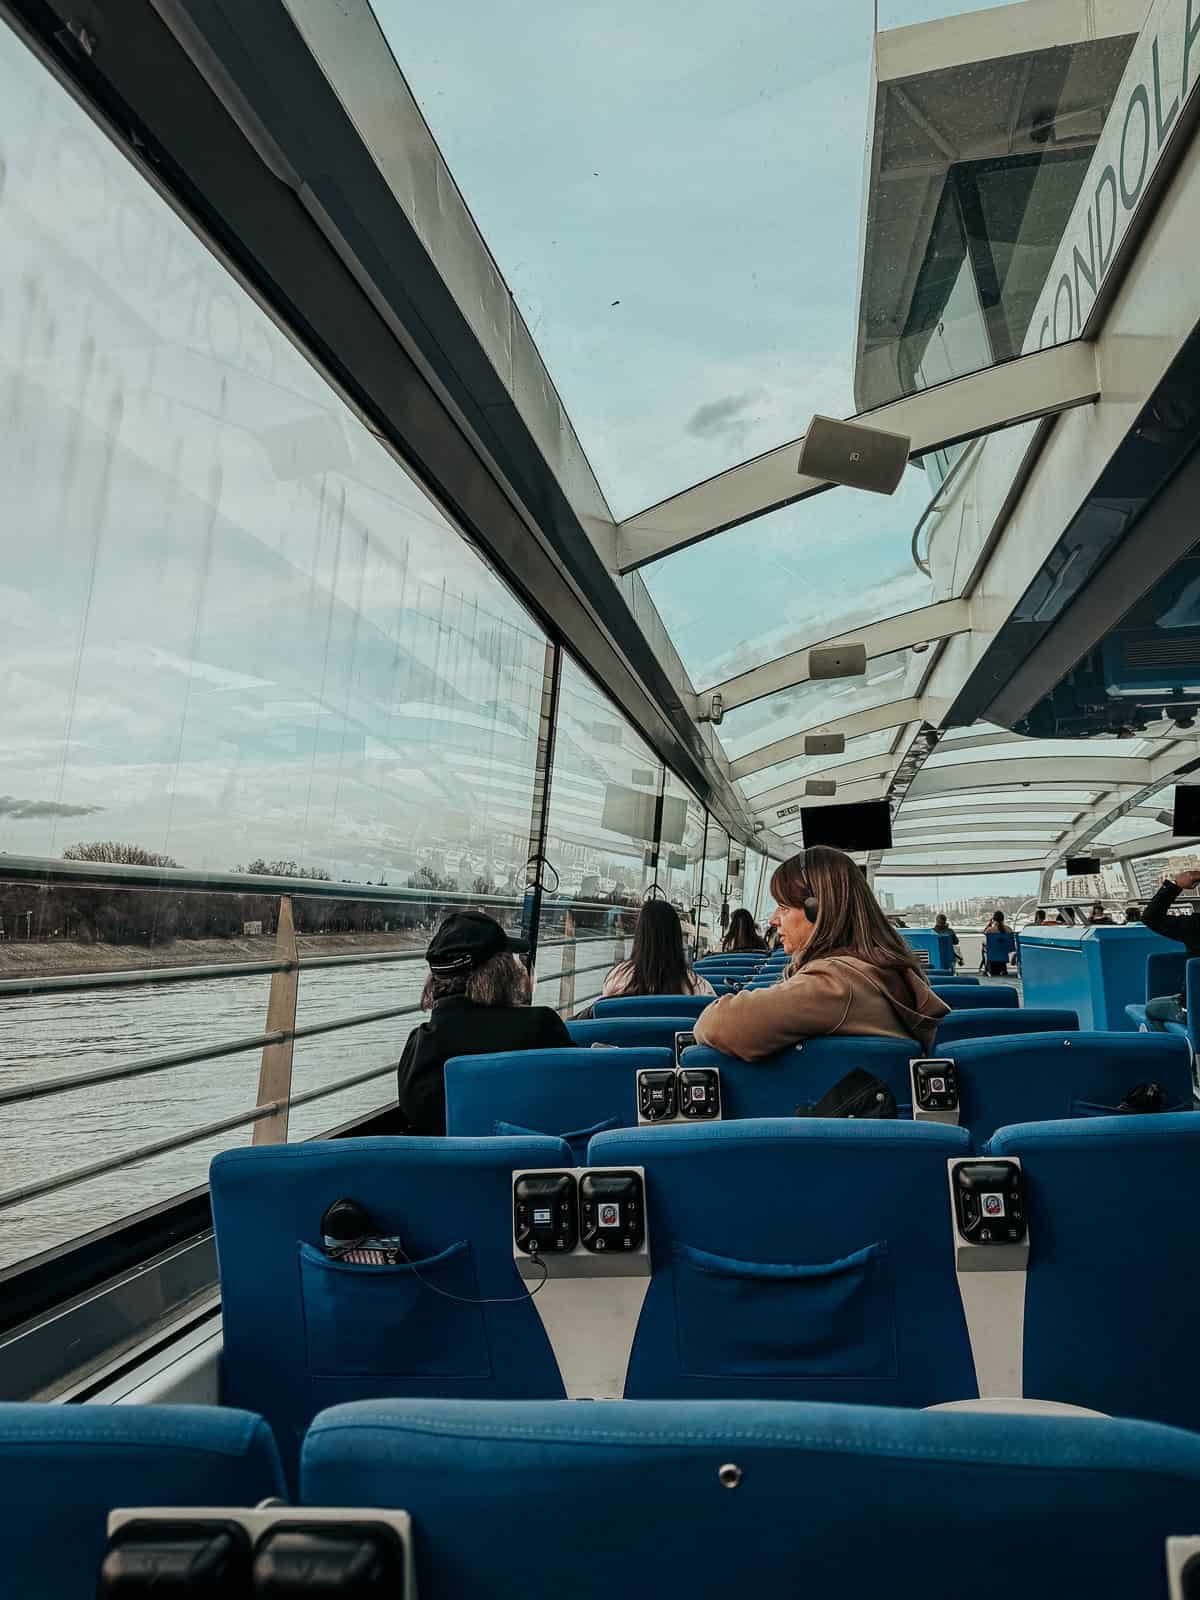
[616,342,1101,571]
[711,599,969,717]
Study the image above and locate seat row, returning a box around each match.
[10,1394,1200,1599]
[447,1029,1190,1144]
[211,1109,1200,1486]
[566,1003,1078,1049]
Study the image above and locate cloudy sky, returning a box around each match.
[0,0,1055,906]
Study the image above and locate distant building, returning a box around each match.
[242,920,264,936]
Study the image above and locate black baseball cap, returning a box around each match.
[425,910,529,975]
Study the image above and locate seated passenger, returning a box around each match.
[692,847,948,1061]
[601,899,717,998]
[397,911,571,1134]
[1141,868,1200,1030]
[1088,900,1114,925]
[983,910,1018,975]
[721,907,768,953]
[1124,904,1142,923]
[933,911,963,966]
[1033,908,1048,926]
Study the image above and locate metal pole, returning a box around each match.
[522,640,563,968]
[254,896,299,1144]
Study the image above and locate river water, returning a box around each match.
[0,941,617,1272]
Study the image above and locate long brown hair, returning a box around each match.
[619,898,696,996]
[722,908,767,952]
[770,846,923,976]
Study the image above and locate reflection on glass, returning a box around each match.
[720,650,923,763]
[644,472,935,689]
[0,28,547,893]
[542,657,664,935]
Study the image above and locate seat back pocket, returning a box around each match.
[671,1239,897,1381]
[299,1240,491,1379]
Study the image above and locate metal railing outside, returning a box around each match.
[0,876,624,1228]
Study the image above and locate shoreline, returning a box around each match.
[0,930,427,980]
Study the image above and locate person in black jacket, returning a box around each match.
[397,910,572,1134]
[1141,869,1200,1029]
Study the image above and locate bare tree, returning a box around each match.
[234,858,333,881]
[64,841,180,867]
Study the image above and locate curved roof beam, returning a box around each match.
[906,756,1150,799]
[877,857,1051,876]
[1047,742,1200,864]
[732,696,924,782]
[749,751,905,815]
[617,343,1100,571]
[712,601,968,715]
[892,819,1073,838]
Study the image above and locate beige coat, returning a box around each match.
[693,952,950,1060]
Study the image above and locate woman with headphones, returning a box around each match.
[693,846,949,1060]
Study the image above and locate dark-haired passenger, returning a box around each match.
[693,847,948,1060]
[601,899,716,999]
[397,911,571,1135]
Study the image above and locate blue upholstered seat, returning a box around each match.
[445,1045,672,1145]
[679,1038,920,1116]
[988,1112,1200,1431]
[932,983,1019,1008]
[944,1030,1193,1144]
[935,1008,1077,1046]
[300,1396,1200,1597]
[0,1404,283,1600]
[593,995,715,1019]
[587,1119,976,1407]
[568,1016,707,1048]
[211,1136,571,1482]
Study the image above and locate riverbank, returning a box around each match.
[0,929,427,979]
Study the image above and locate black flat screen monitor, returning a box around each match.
[1065,855,1101,876]
[800,800,892,851]
[1173,786,1200,836]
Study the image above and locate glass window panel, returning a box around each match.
[719,650,924,764]
[642,470,935,689]
[374,0,1126,520]
[1094,818,1172,846]
[0,28,547,890]
[542,657,665,920]
[698,820,731,953]
[741,728,899,802]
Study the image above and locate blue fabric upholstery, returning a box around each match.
[945,1031,1193,1144]
[568,1016,706,1048]
[1146,949,1188,1002]
[679,1038,920,1117]
[930,976,981,985]
[589,1120,976,1406]
[211,1137,570,1483]
[444,1046,672,1141]
[1021,925,1182,1031]
[932,983,1019,1009]
[593,995,714,1018]
[899,929,945,968]
[988,1114,1200,1430]
[935,1007,1078,1046]
[302,1397,1200,1600]
[1125,1003,1150,1029]
[0,1404,283,1600]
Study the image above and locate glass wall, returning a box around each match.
[0,19,763,1307]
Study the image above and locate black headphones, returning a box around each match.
[792,848,819,923]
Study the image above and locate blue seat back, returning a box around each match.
[589,1120,976,1406]
[935,1008,1078,1046]
[211,1137,571,1481]
[302,1397,1200,1600]
[0,1404,283,1600]
[445,1047,672,1145]
[568,1016,703,1048]
[984,929,1017,964]
[680,1038,920,1116]
[946,1031,1193,1145]
[989,1114,1200,1430]
[899,929,944,968]
[593,995,714,1019]
[931,975,980,985]
[1146,949,1188,1002]
[932,984,1019,1009]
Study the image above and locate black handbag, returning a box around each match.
[1118,1081,1170,1113]
[795,1068,898,1120]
